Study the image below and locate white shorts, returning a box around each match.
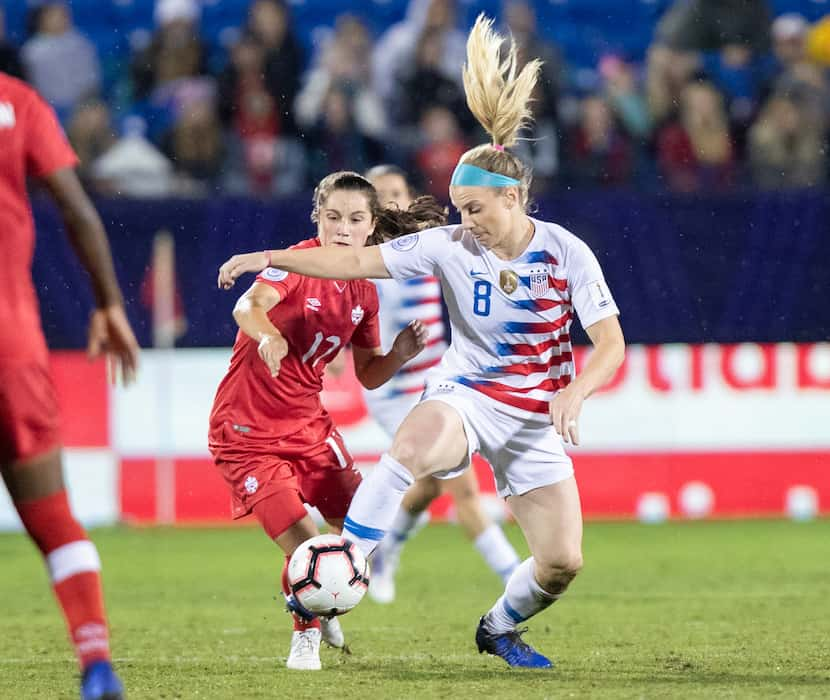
[420,380,574,498]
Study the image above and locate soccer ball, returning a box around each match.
[287,534,370,617]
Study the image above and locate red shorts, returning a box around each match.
[209,420,361,535]
[0,362,61,464]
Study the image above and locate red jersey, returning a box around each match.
[0,73,78,365]
[210,238,381,447]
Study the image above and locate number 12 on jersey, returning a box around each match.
[473,280,492,317]
[302,332,341,367]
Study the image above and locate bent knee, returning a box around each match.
[537,551,584,582]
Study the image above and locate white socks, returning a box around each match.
[484,558,561,634]
[474,523,521,583]
[343,453,415,557]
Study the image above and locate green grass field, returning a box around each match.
[1,519,828,699]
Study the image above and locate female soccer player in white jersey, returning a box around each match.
[218,15,625,668]
[363,165,520,603]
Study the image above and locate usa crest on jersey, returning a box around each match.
[529,269,549,298]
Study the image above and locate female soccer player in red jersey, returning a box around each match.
[208,171,446,671]
[0,71,138,700]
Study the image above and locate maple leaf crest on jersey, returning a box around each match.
[351,305,364,325]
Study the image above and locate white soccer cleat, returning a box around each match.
[286,628,322,670]
[320,616,345,649]
[367,546,398,604]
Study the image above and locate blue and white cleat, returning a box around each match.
[475,617,553,669]
[80,660,124,700]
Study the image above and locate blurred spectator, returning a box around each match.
[295,15,386,140]
[247,0,303,136]
[748,92,827,190]
[131,0,206,102]
[414,106,468,200]
[771,13,810,72]
[657,81,735,192]
[372,0,466,106]
[306,84,383,185]
[503,0,563,125]
[763,14,827,104]
[91,117,175,197]
[598,54,651,140]
[218,33,280,191]
[67,99,117,184]
[0,8,23,78]
[393,30,471,135]
[509,77,559,194]
[565,95,634,187]
[161,95,225,195]
[647,0,771,125]
[21,1,100,121]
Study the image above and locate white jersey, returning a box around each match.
[365,276,448,403]
[379,218,620,422]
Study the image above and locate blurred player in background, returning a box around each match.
[208,171,446,671]
[363,164,520,604]
[218,15,625,669]
[0,71,139,700]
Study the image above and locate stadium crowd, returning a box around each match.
[2,0,829,198]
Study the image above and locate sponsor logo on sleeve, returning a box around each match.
[588,280,612,309]
[262,267,288,281]
[391,233,419,251]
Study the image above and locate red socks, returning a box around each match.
[15,491,111,669]
[282,556,320,632]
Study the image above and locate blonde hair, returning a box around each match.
[459,14,542,207]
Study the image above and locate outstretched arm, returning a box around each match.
[42,167,140,385]
[218,245,391,289]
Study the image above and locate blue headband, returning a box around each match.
[450,163,520,187]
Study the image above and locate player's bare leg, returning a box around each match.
[444,472,520,582]
[2,449,123,699]
[342,401,468,557]
[476,477,583,668]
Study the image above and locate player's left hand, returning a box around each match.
[87,305,140,386]
[392,320,428,363]
[218,252,271,289]
[549,384,585,445]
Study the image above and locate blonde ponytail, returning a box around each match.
[457,14,541,208]
[462,14,542,149]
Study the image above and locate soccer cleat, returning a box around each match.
[320,616,345,649]
[367,544,397,604]
[475,617,553,669]
[286,628,322,671]
[80,660,124,700]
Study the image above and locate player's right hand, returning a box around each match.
[87,305,140,386]
[258,333,289,377]
[218,252,271,289]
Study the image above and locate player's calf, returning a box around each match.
[15,490,115,671]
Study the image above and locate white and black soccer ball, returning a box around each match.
[287,534,370,617]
